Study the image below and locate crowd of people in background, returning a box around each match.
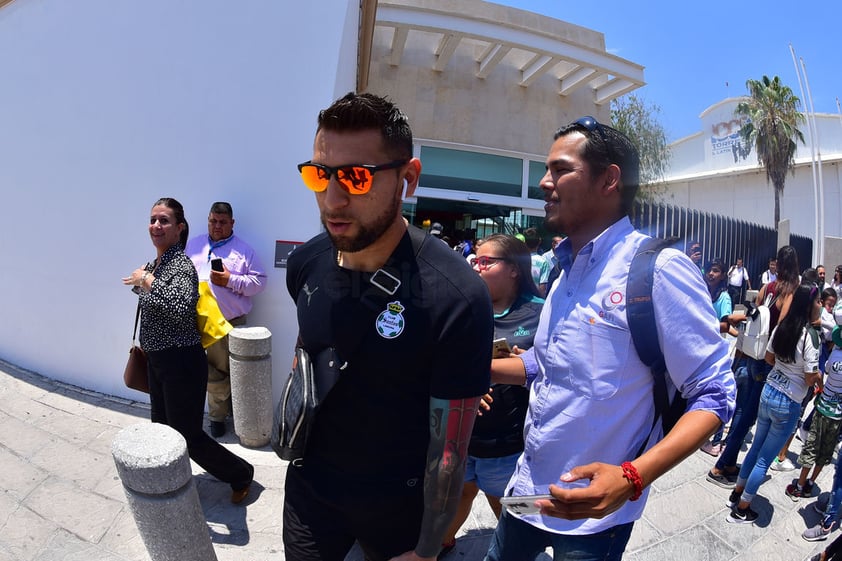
[687,243,842,557]
[123,91,842,560]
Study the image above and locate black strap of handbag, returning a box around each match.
[131,301,141,347]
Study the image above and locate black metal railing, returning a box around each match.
[631,201,813,288]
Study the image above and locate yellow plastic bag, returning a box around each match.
[197,281,233,349]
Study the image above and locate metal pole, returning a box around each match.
[789,44,820,264]
[800,56,825,265]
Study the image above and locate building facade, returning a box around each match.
[662,98,842,264]
[0,0,643,397]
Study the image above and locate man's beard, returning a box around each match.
[323,194,401,253]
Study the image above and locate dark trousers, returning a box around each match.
[728,284,745,307]
[146,344,253,490]
[282,464,424,561]
[484,511,633,561]
[716,357,770,471]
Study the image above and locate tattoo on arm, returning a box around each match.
[414,396,480,558]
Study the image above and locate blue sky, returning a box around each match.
[500,0,841,142]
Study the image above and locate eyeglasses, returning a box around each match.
[573,116,608,143]
[297,160,408,195]
[470,256,509,271]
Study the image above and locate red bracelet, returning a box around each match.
[621,461,644,501]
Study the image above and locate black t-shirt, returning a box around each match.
[286,226,493,483]
[469,295,543,458]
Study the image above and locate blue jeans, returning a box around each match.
[822,447,842,528]
[483,512,633,561]
[711,357,750,445]
[736,384,801,503]
[716,357,771,470]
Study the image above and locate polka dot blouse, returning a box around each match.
[138,244,202,352]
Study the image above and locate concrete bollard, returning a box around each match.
[111,423,217,561]
[229,326,273,447]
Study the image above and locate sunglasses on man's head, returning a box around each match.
[572,116,608,143]
[297,160,408,195]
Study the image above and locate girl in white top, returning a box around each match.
[726,280,822,524]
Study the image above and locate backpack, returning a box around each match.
[739,287,778,360]
[626,237,688,444]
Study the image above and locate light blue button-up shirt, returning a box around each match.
[510,217,735,534]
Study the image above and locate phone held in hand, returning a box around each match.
[492,338,511,358]
[500,494,553,515]
[211,258,224,272]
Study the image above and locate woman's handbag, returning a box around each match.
[197,281,233,349]
[123,303,149,393]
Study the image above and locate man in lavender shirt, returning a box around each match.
[486,118,735,560]
[186,201,267,437]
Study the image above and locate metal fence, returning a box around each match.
[630,201,813,287]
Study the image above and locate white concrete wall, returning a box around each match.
[662,161,842,239]
[0,0,358,399]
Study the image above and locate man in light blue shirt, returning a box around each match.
[485,117,735,560]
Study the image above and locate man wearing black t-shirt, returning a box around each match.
[284,92,493,561]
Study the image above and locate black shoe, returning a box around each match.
[727,490,741,508]
[707,470,737,489]
[726,505,759,524]
[210,420,226,438]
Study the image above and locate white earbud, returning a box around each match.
[401,178,408,199]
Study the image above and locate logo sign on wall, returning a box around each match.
[710,117,750,160]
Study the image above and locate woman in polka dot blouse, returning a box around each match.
[122,197,254,504]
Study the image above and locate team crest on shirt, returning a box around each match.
[376,301,406,339]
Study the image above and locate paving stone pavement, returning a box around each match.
[0,356,834,561]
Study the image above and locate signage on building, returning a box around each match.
[710,117,748,159]
[275,240,303,268]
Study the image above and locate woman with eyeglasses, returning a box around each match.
[725,280,822,524]
[122,197,254,504]
[440,234,544,557]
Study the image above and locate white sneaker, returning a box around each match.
[770,457,796,471]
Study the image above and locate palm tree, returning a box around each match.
[734,75,805,229]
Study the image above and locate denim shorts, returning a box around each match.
[464,452,520,497]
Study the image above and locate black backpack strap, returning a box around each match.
[357,225,428,311]
[627,236,680,456]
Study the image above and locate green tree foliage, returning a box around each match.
[734,75,805,229]
[610,94,671,201]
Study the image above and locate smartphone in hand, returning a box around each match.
[211,258,224,272]
[493,338,511,358]
[500,494,553,515]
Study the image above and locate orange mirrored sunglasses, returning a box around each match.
[297,159,408,195]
